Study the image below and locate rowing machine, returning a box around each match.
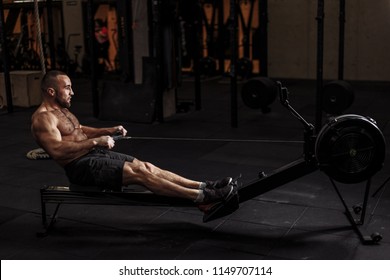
[205,81,386,245]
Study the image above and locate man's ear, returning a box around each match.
[47,88,55,96]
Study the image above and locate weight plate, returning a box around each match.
[323,80,354,115]
[241,77,277,110]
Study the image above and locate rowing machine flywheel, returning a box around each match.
[315,114,386,184]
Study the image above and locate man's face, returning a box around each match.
[54,75,73,108]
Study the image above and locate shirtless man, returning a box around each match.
[31,70,234,209]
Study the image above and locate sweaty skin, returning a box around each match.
[31,73,202,200]
[31,75,123,167]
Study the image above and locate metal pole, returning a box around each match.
[217,0,224,75]
[151,0,164,122]
[46,0,56,70]
[315,0,324,133]
[258,0,268,76]
[194,1,202,110]
[338,0,345,80]
[87,0,99,117]
[116,0,134,82]
[0,0,13,113]
[230,0,238,128]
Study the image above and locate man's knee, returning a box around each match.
[122,159,160,186]
[124,159,156,177]
[143,161,157,174]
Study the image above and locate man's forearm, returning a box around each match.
[51,138,98,162]
[81,125,116,138]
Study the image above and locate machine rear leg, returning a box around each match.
[37,203,62,237]
[330,178,382,244]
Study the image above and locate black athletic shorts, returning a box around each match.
[64,149,134,190]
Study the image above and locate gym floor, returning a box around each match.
[1,76,390,260]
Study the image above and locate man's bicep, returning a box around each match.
[32,114,62,150]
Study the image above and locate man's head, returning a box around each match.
[41,70,73,108]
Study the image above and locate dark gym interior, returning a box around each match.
[1,0,390,261]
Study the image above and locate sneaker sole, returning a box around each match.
[198,183,236,213]
[202,186,240,222]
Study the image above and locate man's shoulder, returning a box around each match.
[31,106,57,125]
[32,107,47,119]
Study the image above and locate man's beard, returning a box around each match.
[55,96,71,108]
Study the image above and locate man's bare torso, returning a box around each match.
[51,108,87,141]
[31,104,91,166]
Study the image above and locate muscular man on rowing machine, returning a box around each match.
[31,70,235,211]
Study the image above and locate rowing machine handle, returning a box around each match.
[277,81,289,107]
[277,81,314,131]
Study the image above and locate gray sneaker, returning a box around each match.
[204,177,233,190]
[201,182,234,205]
